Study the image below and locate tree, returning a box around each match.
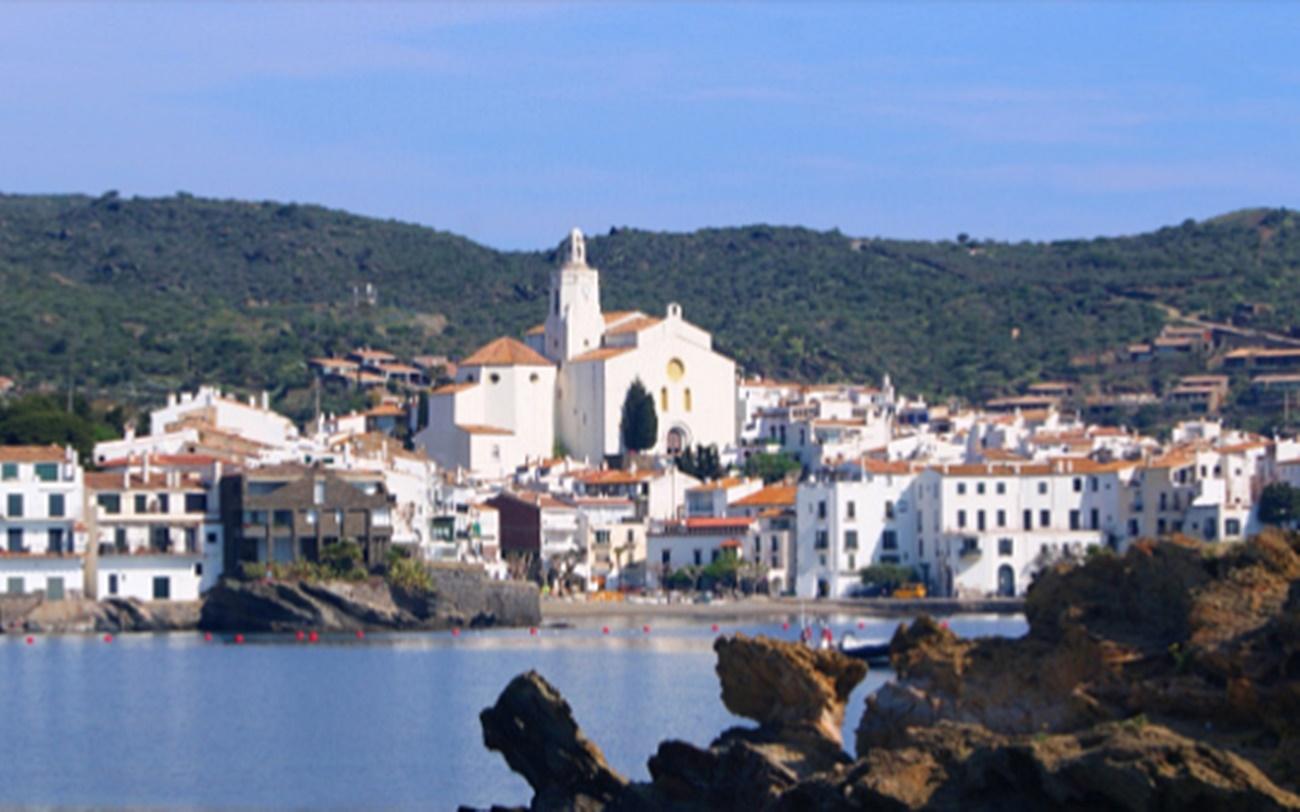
[620,378,658,453]
[1258,482,1300,526]
[678,443,723,479]
[860,564,916,592]
[744,452,801,484]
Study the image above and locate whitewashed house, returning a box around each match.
[0,445,85,599]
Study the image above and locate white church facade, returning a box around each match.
[416,228,736,476]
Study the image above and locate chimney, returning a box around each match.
[261,391,269,410]
[167,392,177,407]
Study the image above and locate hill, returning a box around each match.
[1,192,1298,423]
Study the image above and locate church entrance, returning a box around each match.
[666,427,688,455]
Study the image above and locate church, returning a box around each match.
[416,228,737,476]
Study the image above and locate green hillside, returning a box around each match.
[1,192,1297,423]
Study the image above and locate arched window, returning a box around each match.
[660,387,669,413]
[684,388,692,412]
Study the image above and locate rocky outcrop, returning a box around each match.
[471,531,1300,810]
[2,596,200,634]
[480,671,629,812]
[200,569,540,632]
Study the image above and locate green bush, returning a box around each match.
[859,564,917,590]
[387,556,434,593]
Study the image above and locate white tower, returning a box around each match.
[543,227,605,362]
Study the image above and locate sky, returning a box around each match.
[1,2,1297,250]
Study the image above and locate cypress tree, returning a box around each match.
[620,378,658,453]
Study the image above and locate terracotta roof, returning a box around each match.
[731,484,797,507]
[689,476,749,492]
[1227,347,1300,359]
[350,348,396,360]
[85,471,205,491]
[603,311,640,324]
[574,469,655,485]
[432,381,478,395]
[378,362,422,375]
[364,403,405,418]
[683,517,754,530]
[0,445,66,463]
[604,315,661,336]
[720,539,743,549]
[457,424,513,436]
[860,459,917,475]
[97,453,222,469]
[570,346,634,363]
[525,323,546,336]
[461,337,553,368]
[311,357,358,369]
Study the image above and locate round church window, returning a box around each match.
[666,358,685,382]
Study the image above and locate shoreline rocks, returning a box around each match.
[470,531,1300,810]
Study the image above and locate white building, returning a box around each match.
[646,516,755,589]
[418,229,737,476]
[0,445,85,599]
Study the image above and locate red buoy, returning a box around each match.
[203,632,213,642]
[355,629,365,639]
[711,623,719,633]
[782,622,790,631]
[295,630,305,642]
[857,621,865,630]
[642,625,651,634]
[601,626,610,635]
[308,630,319,643]
[529,627,538,636]
[452,627,461,637]
[234,633,245,645]
[25,636,34,645]
[103,633,113,644]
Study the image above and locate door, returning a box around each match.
[997,565,1015,597]
[108,574,119,596]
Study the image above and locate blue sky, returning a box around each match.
[1,2,1297,249]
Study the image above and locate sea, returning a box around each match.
[0,612,1027,810]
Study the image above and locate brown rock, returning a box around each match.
[479,671,628,811]
[714,633,867,748]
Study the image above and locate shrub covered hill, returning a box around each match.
[2,191,1297,420]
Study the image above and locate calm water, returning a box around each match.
[0,613,1026,810]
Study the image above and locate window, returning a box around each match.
[996,509,1006,528]
[771,535,780,552]
[1038,482,1048,495]
[1159,493,1168,511]
[372,508,391,527]
[1023,510,1032,530]
[272,510,293,527]
[46,576,65,601]
[957,510,967,528]
[489,372,500,384]
[1225,518,1241,536]
[152,577,171,600]
[1090,477,1099,492]
[313,480,326,505]
[884,501,894,520]
[48,493,65,518]
[1090,509,1099,530]
[977,482,986,495]
[1069,510,1081,530]
[998,538,1013,556]
[1,463,16,480]
[34,463,58,482]
[693,549,702,566]
[847,554,856,572]
[1157,518,1167,535]
[135,494,148,514]
[817,501,826,520]
[882,530,898,550]
[957,482,966,495]
[844,530,858,550]
[1040,510,1051,528]
[114,527,127,551]
[666,358,685,381]
[47,529,64,554]
[108,574,119,595]
[684,388,692,412]
[185,493,207,513]
[207,532,218,545]
[6,493,22,518]
[6,576,23,594]
[996,482,1006,495]
[814,530,829,550]
[846,500,856,519]
[1128,518,1139,537]
[595,530,610,544]
[1073,477,1083,493]
[158,494,170,514]
[660,387,669,412]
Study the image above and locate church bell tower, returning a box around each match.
[543,227,604,362]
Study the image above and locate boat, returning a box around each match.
[839,631,891,665]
